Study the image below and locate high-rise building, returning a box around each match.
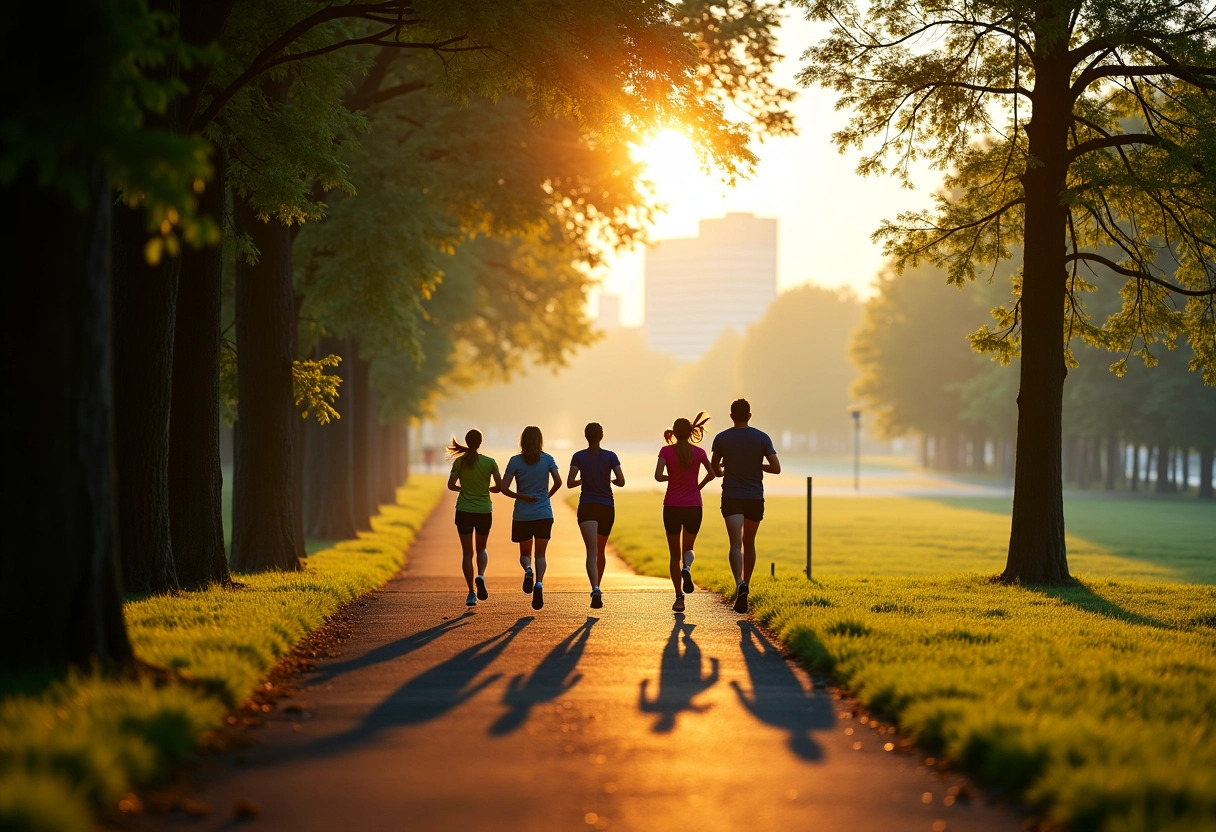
[644,212,777,362]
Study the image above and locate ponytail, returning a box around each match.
[447,429,483,469]
[664,412,709,469]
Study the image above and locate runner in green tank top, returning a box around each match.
[447,429,503,606]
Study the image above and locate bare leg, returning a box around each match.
[534,537,549,584]
[475,531,489,577]
[741,519,760,583]
[579,520,599,589]
[519,539,533,573]
[459,532,475,591]
[681,529,698,569]
[724,514,745,585]
[596,535,608,585]
[666,533,683,594]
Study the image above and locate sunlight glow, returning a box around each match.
[631,129,734,238]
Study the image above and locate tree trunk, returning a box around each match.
[1199,447,1214,499]
[1130,444,1140,492]
[1180,448,1189,494]
[1104,433,1119,491]
[230,198,301,573]
[0,164,134,671]
[301,336,358,540]
[1154,442,1173,494]
[1002,44,1070,584]
[111,202,181,595]
[168,162,230,588]
[350,347,374,529]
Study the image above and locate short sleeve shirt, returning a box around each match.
[658,444,708,507]
[503,453,560,521]
[711,426,777,499]
[570,448,620,506]
[451,454,496,513]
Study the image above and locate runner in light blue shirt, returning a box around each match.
[501,425,562,610]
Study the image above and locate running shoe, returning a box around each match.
[475,575,488,601]
[733,581,749,613]
[465,591,477,607]
[672,595,685,613]
[590,589,603,609]
[681,567,694,594]
[531,584,544,610]
[522,568,534,594]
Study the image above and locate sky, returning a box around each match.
[596,11,942,327]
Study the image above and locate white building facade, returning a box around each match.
[644,212,777,362]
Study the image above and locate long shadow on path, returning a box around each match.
[309,612,475,685]
[639,615,720,733]
[491,617,598,735]
[731,621,833,761]
[298,617,533,759]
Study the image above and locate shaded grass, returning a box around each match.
[606,494,1216,831]
[0,476,444,832]
[608,492,1216,584]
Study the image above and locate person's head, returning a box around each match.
[446,428,482,468]
[663,412,709,467]
[730,398,751,425]
[584,422,603,447]
[520,425,543,465]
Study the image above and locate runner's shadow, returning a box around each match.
[309,612,475,685]
[639,614,720,733]
[490,617,598,735]
[731,620,832,761]
[301,617,533,758]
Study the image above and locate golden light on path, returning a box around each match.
[631,129,733,234]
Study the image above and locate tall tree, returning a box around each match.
[799,0,1216,582]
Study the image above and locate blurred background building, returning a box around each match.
[644,212,777,361]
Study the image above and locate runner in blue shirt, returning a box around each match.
[568,422,624,609]
[501,425,562,610]
[710,398,781,613]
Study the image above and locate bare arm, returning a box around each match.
[446,470,461,492]
[500,470,536,502]
[548,469,562,498]
[488,463,503,493]
[654,457,668,482]
[698,456,716,490]
[611,465,625,488]
[762,453,781,475]
[710,451,725,478]
[567,462,581,490]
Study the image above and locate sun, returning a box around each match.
[631,130,732,233]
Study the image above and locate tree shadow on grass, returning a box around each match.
[638,614,720,733]
[1028,580,1172,629]
[731,621,833,761]
[309,612,475,685]
[490,617,598,735]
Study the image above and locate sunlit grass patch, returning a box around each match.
[608,496,1216,831]
[0,475,444,832]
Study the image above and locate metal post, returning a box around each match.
[851,409,861,491]
[805,475,813,580]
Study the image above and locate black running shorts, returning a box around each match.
[576,502,616,536]
[454,509,492,536]
[662,505,703,536]
[720,496,764,522]
[511,518,554,543]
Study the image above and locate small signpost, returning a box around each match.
[805,475,813,580]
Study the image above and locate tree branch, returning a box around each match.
[1068,132,1161,162]
[1068,252,1216,297]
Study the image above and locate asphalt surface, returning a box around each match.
[163,492,1024,832]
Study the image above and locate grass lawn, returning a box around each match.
[0,475,445,832]
[606,492,1216,832]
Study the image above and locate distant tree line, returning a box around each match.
[851,264,1216,499]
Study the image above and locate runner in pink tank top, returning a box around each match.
[653,412,715,612]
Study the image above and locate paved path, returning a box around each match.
[166,493,1022,832]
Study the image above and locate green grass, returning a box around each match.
[0,475,445,832]
[608,492,1216,584]
[605,493,1216,832]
